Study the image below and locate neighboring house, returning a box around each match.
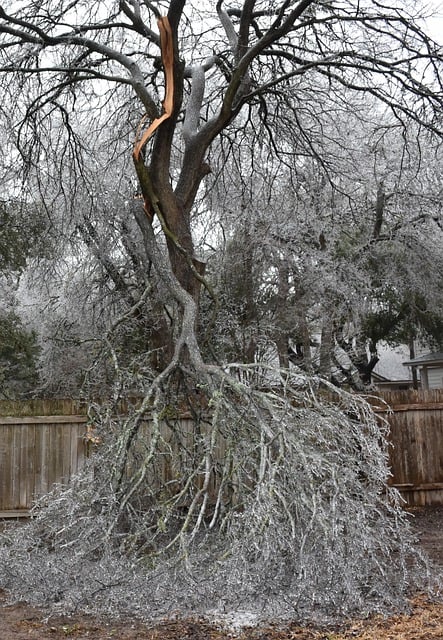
[371,371,413,390]
[371,343,415,390]
[403,352,443,390]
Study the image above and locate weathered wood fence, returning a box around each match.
[371,389,443,507]
[1,390,443,515]
[0,400,88,517]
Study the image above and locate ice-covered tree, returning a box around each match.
[0,0,442,623]
[0,0,442,370]
[203,102,443,386]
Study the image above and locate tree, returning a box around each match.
[0,310,40,397]
[0,0,442,370]
[203,102,443,388]
[0,0,442,623]
[0,199,48,273]
[0,199,49,396]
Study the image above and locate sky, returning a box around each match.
[426,2,443,43]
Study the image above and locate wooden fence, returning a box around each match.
[371,389,443,506]
[1,390,443,516]
[0,400,89,517]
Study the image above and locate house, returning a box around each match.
[371,371,413,390]
[403,352,443,390]
[371,342,414,390]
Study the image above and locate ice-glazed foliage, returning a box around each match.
[0,367,433,623]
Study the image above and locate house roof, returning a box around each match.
[403,352,443,367]
[373,342,413,381]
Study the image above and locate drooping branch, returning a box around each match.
[76,219,138,309]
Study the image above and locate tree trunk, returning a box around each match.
[275,259,290,369]
[319,317,333,379]
[409,336,419,390]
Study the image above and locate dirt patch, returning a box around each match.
[407,505,443,566]
[0,507,442,640]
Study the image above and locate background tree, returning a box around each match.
[0,199,48,273]
[0,199,49,395]
[203,99,443,388]
[0,310,40,398]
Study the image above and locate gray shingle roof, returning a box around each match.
[403,352,443,366]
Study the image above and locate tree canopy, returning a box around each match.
[1,0,442,381]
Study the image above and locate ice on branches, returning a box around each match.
[0,365,434,623]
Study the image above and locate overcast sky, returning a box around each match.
[427,2,443,43]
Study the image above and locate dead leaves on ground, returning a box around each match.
[2,593,443,639]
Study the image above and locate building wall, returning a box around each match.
[427,366,443,389]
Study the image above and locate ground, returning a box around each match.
[0,506,442,640]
